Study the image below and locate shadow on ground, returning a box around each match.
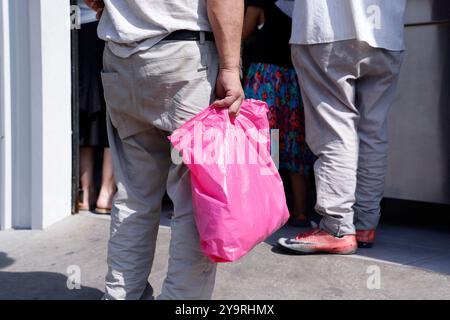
[0,252,103,300]
[160,198,450,276]
[265,222,450,276]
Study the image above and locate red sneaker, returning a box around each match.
[356,230,376,248]
[278,228,357,255]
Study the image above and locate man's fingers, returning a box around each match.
[213,95,236,109]
[228,96,243,117]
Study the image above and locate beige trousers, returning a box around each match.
[101,39,219,300]
[292,40,404,236]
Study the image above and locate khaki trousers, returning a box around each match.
[101,39,219,299]
[292,40,404,236]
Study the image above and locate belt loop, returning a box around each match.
[199,31,206,45]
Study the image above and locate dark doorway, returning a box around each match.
[70,0,80,214]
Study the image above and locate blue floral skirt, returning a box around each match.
[244,62,316,175]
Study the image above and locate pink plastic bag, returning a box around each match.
[169,99,289,262]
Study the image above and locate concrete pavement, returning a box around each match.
[0,212,449,300]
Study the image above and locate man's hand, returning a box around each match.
[84,0,105,20]
[213,68,244,117]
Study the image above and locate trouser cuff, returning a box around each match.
[320,217,356,237]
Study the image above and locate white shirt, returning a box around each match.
[290,0,407,51]
[97,0,212,58]
[77,0,97,25]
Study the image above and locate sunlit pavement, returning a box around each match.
[0,211,449,300]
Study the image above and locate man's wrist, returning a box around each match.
[219,65,241,72]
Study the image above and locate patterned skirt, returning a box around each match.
[244,62,316,175]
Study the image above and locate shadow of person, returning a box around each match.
[0,270,104,300]
[0,252,15,269]
[0,252,103,300]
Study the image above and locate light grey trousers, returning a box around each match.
[101,39,219,300]
[292,40,404,236]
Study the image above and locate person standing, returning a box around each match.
[279,0,407,254]
[242,0,316,227]
[85,0,244,300]
[77,0,116,214]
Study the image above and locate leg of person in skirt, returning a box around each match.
[244,62,316,227]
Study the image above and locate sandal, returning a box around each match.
[94,207,111,215]
[77,203,91,212]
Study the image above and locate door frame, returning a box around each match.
[70,0,80,214]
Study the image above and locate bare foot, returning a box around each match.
[96,187,117,210]
[79,188,96,211]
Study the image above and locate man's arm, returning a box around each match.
[207,0,245,116]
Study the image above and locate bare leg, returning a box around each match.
[96,148,117,209]
[290,171,308,220]
[79,147,96,210]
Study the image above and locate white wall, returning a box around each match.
[0,0,12,230]
[30,0,72,229]
[1,0,72,230]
